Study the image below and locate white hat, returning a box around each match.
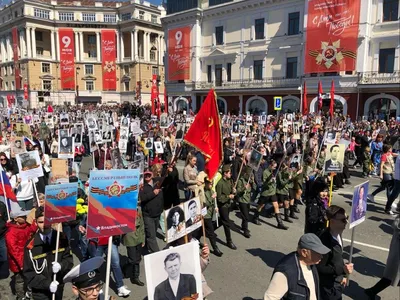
[63,256,105,288]
[10,209,30,219]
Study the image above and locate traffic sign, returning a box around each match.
[274,96,282,110]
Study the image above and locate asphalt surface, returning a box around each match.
[0,157,398,300]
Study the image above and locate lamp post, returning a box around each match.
[134,55,142,105]
[75,66,80,105]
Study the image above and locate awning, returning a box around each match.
[77,96,102,103]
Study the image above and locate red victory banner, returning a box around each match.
[168,26,191,81]
[23,84,28,100]
[59,29,75,90]
[151,74,159,115]
[305,0,361,73]
[101,30,117,90]
[12,27,21,90]
[44,183,78,225]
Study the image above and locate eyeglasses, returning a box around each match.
[79,283,103,296]
[332,215,349,223]
[0,158,6,161]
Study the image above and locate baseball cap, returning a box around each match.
[10,209,30,219]
[298,233,330,255]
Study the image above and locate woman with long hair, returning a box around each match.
[183,153,200,200]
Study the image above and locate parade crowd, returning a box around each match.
[0,102,399,300]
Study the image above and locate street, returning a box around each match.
[0,157,398,300]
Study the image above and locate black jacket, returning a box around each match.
[162,167,180,208]
[140,177,164,217]
[0,201,7,239]
[273,252,320,300]
[317,229,345,300]
[154,273,197,300]
[23,230,73,300]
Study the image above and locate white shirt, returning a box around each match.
[40,231,52,244]
[331,233,343,248]
[168,276,180,296]
[394,156,400,181]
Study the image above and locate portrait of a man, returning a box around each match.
[120,129,128,140]
[59,137,73,154]
[350,182,369,229]
[19,152,38,170]
[185,200,201,229]
[12,138,26,155]
[87,117,97,130]
[153,252,197,300]
[324,144,344,173]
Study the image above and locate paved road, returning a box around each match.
[0,157,398,300]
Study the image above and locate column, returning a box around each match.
[56,30,60,61]
[74,31,80,61]
[19,29,24,58]
[142,32,147,61]
[79,32,84,62]
[6,34,12,61]
[131,30,135,60]
[50,30,56,60]
[0,38,5,62]
[96,32,101,62]
[31,27,36,58]
[158,35,163,64]
[133,29,138,58]
[26,27,31,58]
[239,94,243,115]
[116,30,121,62]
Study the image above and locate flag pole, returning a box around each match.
[0,168,11,221]
[104,236,113,300]
[51,223,61,300]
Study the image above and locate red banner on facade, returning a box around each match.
[23,84,28,100]
[168,26,191,81]
[101,30,117,90]
[305,0,361,73]
[59,29,75,90]
[151,74,158,115]
[12,27,21,90]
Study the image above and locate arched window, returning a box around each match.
[368,98,397,120]
[282,99,299,113]
[313,96,343,114]
[248,99,266,115]
[176,99,188,113]
[217,98,227,114]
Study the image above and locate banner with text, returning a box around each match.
[59,28,75,90]
[12,27,21,90]
[305,0,361,73]
[44,183,78,225]
[86,169,139,239]
[101,30,117,90]
[168,26,191,81]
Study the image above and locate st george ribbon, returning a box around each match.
[86,169,140,239]
[44,183,78,225]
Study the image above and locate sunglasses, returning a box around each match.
[0,158,6,161]
[37,220,44,224]
[333,215,349,223]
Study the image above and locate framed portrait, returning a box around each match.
[120,116,130,128]
[144,241,203,300]
[60,113,69,125]
[120,128,129,141]
[248,149,263,171]
[11,137,26,157]
[160,113,169,128]
[145,138,154,150]
[15,150,44,181]
[102,126,113,142]
[86,115,98,130]
[184,197,202,234]
[175,123,185,141]
[154,141,164,154]
[323,144,345,173]
[59,129,69,139]
[58,136,74,158]
[164,204,186,243]
[349,181,369,229]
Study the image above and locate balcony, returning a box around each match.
[358,71,400,85]
[195,77,301,90]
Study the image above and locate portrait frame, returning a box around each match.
[15,150,44,181]
[164,203,187,243]
[323,143,346,173]
[349,181,369,229]
[184,197,202,234]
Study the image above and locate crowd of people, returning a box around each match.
[0,102,399,300]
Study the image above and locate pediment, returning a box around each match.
[208,48,226,57]
[39,74,56,80]
[82,75,97,81]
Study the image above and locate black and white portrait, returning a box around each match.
[145,138,154,150]
[121,117,130,128]
[282,119,288,133]
[60,113,69,125]
[118,140,127,153]
[120,128,129,140]
[58,136,73,154]
[94,130,103,144]
[246,114,252,126]
[111,149,124,169]
[160,113,168,128]
[232,123,240,136]
[144,242,203,300]
[325,131,339,145]
[102,127,112,142]
[324,144,345,173]
[59,129,69,139]
[175,124,185,141]
[259,114,267,125]
[86,116,97,130]
[184,198,202,234]
[154,141,164,154]
[11,137,26,156]
[165,204,186,243]
[293,122,300,140]
[15,150,43,181]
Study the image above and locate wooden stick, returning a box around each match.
[51,223,61,300]
[104,236,113,300]
[201,216,207,245]
[234,158,245,189]
[326,172,335,227]
[346,227,355,286]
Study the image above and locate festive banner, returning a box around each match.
[101,30,117,90]
[12,27,21,90]
[151,74,158,115]
[59,28,75,90]
[305,0,361,73]
[44,183,78,225]
[86,169,139,239]
[23,84,28,100]
[168,26,191,81]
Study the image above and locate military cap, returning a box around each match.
[63,257,105,289]
[222,164,231,173]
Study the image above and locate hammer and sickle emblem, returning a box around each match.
[208,117,214,127]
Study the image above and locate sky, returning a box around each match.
[1,0,163,7]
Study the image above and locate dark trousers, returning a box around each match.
[371,174,393,203]
[126,244,142,265]
[14,272,25,298]
[387,179,400,211]
[143,215,160,253]
[238,202,250,232]
[217,205,232,242]
[203,218,217,248]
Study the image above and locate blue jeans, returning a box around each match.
[0,238,9,279]
[95,243,124,289]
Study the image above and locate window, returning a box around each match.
[5,82,8,90]
[209,0,233,6]
[151,14,157,23]
[286,57,298,78]
[150,51,156,61]
[43,80,51,91]
[14,11,18,18]
[288,12,300,35]
[255,18,265,40]
[10,65,14,75]
[82,13,96,22]
[124,81,130,91]
[88,35,96,45]
[253,60,263,80]
[152,66,159,76]
[227,63,232,82]
[36,31,43,41]
[42,63,50,73]
[207,65,212,83]
[383,0,399,22]
[124,65,129,75]
[104,14,116,23]
[215,26,224,45]
[121,13,131,21]
[85,65,93,75]
[86,81,94,91]
[34,8,50,19]
[59,12,74,21]
[88,50,97,58]
[139,11,145,20]
[36,47,44,56]
[3,67,7,76]
[167,0,199,14]
[215,64,222,86]
[379,48,395,73]
[11,81,14,90]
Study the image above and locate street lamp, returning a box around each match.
[75,66,81,105]
[134,55,142,104]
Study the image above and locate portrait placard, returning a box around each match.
[60,113,69,125]
[154,141,164,154]
[145,138,154,150]
[323,144,345,173]
[165,203,186,243]
[349,181,369,229]
[11,137,26,157]
[15,150,44,181]
[248,149,263,171]
[86,115,98,130]
[50,159,69,184]
[184,197,202,234]
[58,136,74,159]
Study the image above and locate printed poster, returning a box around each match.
[168,26,191,81]
[50,159,69,184]
[305,0,361,73]
[15,150,44,181]
[101,29,117,90]
[59,28,75,90]
[44,183,78,225]
[323,143,345,173]
[86,169,140,239]
[12,27,21,90]
[165,203,186,243]
[349,181,369,229]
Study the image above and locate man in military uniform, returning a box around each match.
[64,256,114,300]
[236,166,254,238]
[216,164,237,250]
[23,207,73,300]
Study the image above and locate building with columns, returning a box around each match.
[0,0,166,108]
[163,0,400,119]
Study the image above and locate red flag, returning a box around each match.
[302,82,308,115]
[184,89,222,179]
[47,105,54,113]
[329,80,335,118]
[164,87,168,115]
[318,81,323,112]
